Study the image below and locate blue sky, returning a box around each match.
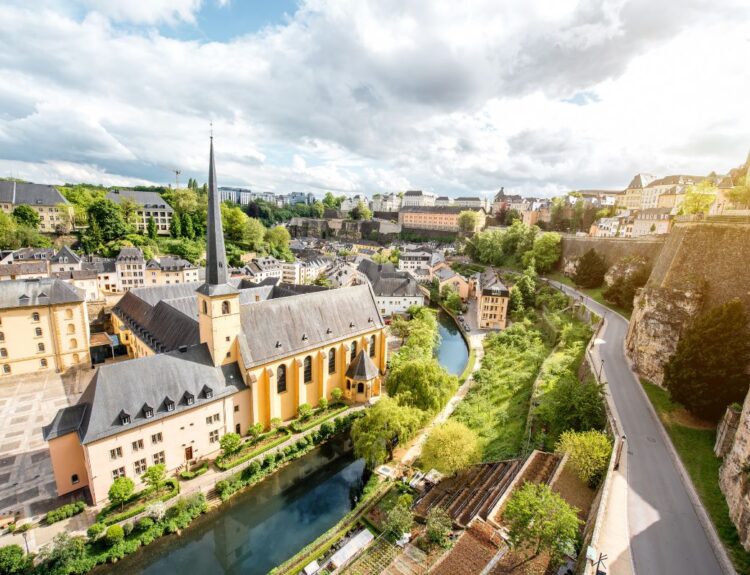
[0,0,748,197]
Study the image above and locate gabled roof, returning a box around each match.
[0,182,68,206]
[116,247,145,263]
[345,349,380,381]
[105,189,173,211]
[0,278,84,309]
[51,246,81,264]
[400,206,485,214]
[43,344,245,444]
[356,259,421,297]
[0,261,48,277]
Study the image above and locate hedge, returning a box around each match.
[215,431,292,471]
[45,500,86,525]
[96,478,180,525]
[179,461,209,480]
[289,403,348,434]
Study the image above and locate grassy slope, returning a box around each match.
[641,380,750,575]
[545,271,632,319]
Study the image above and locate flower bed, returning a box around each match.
[45,500,86,525]
[179,461,209,480]
[215,428,291,471]
[96,478,180,525]
[289,403,348,434]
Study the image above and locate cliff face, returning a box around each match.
[626,221,750,386]
[559,235,665,275]
[720,394,750,550]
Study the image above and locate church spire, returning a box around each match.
[197,136,237,296]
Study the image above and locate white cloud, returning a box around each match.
[0,0,748,197]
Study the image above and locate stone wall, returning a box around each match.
[720,392,750,550]
[559,235,665,274]
[626,222,750,386]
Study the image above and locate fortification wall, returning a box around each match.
[559,235,665,273]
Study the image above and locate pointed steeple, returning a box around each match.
[197,137,237,296]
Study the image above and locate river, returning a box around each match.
[104,312,468,575]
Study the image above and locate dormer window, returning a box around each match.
[275,341,282,348]
[203,385,213,399]
[143,404,154,419]
[349,321,355,328]
[119,410,131,425]
[184,391,195,406]
[302,333,308,341]
[165,397,175,412]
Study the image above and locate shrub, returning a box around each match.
[331,388,343,402]
[136,517,154,532]
[247,422,264,439]
[298,403,313,420]
[87,522,105,540]
[270,417,283,430]
[0,544,31,575]
[421,421,481,475]
[122,522,134,536]
[320,421,335,437]
[180,461,209,480]
[220,432,242,456]
[45,500,86,524]
[105,524,124,547]
[6,523,15,533]
[383,503,413,537]
[319,397,329,410]
[108,476,135,511]
[573,248,607,288]
[556,430,613,488]
[426,507,452,547]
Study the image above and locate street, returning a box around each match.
[548,281,726,575]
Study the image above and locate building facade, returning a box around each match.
[401,190,436,207]
[106,190,174,235]
[398,206,486,233]
[0,182,72,233]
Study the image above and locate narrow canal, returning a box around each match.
[105,312,468,575]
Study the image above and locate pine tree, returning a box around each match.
[573,249,607,288]
[170,213,182,238]
[181,212,195,239]
[147,216,157,240]
[664,299,750,420]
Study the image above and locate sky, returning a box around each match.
[0,0,748,199]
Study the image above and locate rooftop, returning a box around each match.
[106,189,174,211]
[0,182,68,206]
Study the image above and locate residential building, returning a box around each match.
[49,246,82,274]
[340,195,369,213]
[435,196,453,207]
[115,248,146,291]
[0,262,49,281]
[44,139,387,503]
[146,257,200,285]
[105,189,174,235]
[473,269,509,330]
[641,175,703,211]
[356,259,425,316]
[401,190,436,207]
[0,182,72,233]
[50,270,100,302]
[0,247,54,264]
[81,257,118,294]
[454,197,484,209]
[617,173,657,210]
[398,206,486,233]
[434,267,470,300]
[631,208,672,237]
[218,187,254,205]
[371,193,401,212]
[0,278,90,376]
[243,256,284,283]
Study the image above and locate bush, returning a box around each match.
[320,421,335,437]
[179,461,209,480]
[105,524,124,547]
[45,500,86,524]
[556,430,613,488]
[0,544,31,575]
[426,507,452,547]
[136,517,154,532]
[220,432,242,456]
[87,522,106,540]
[298,403,313,420]
[122,522,134,536]
[331,388,343,402]
[319,397,329,410]
[421,421,480,475]
[573,248,607,288]
[383,503,413,537]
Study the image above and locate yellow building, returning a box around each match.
[616,173,656,211]
[0,278,90,376]
[398,206,486,233]
[473,269,509,330]
[44,139,387,503]
[145,256,200,285]
[0,182,73,233]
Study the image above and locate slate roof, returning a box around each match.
[646,175,704,187]
[404,190,426,196]
[116,247,145,263]
[11,247,55,261]
[43,344,246,444]
[51,246,81,264]
[81,257,116,274]
[346,350,380,381]
[146,256,197,271]
[0,261,48,277]
[434,267,458,282]
[400,206,485,214]
[50,270,98,281]
[238,284,384,368]
[626,173,657,189]
[105,189,173,211]
[479,269,509,297]
[0,182,68,206]
[356,259,421,297]
[0,278,84,309]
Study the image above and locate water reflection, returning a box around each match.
[435,310,469,376]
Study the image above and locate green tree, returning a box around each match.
[522,232,561,272]
[679,180,717,215]
[87,199,128,243]
[535,375,606,442]
[265,225,292,261]
[664,299,750,420]
[509,285,525,320]
[503,482,582,567]
[331,387,343,403]
[147,215,157,240]
[108,476,135,511]
[386,358,458,413]
[313,273,332,287]
[0,544,31,575]
[39,532,89,575]
[515,264,536,309]
[221,204,247,244]
[181,212,195,239]
[311,201,325,218]
[142,464,166,494]
[298,403,313,420]
[118,197,140,229]
[322,192,343,209]
[573,248,607,288]
[351,397,423,467]
[248,422,264,439]
[170,211,182,238]
[556,430,612,488]
[350,201,372,221]
[426,507,452,547]
[458,210,479,232]
[244,217,266,251]
[603,261,650,310]
[318,397,329,410]
[220,432,242,456]
[728,175,750,208]
[390,315,411,344]
[504,208,522,225]
[383,503,413,537]
[11,205,40,229]
[440,284,463,314]
[422,421,480,475]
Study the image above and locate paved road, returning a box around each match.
[548,281,725,575]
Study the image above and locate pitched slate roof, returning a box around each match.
[50,270,98,281]
[0,182,68,206]
[238,284,384,367]
[105,189,173,211]
[12,247,55,261]
[51,246,81,264]
[116,247,145,263]
[0,261,48,278]
[146,256,197,271]
[356,259,421,298]
[346,350,380,381]
[43,344,245,444]
[0,278,84,309]
[400,206,485,214]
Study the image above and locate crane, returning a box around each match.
[158,165,182,189]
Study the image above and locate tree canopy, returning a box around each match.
[351,397,423,468]
[421,421,481,475]
[387,358,458,413]
[11,205,40,228]
[556,430,612,488]
[573,248,608,288]
[458,210,479,232]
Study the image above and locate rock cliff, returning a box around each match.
[720,394,750,550]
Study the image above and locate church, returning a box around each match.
[42,139,387,504]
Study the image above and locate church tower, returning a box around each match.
[196,137,241,366]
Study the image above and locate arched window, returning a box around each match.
[35,327,42,337]
[202,300,208,314]
[37,343,45,353]
[65,309,73,319]
[72,353,80,364]
[40,358,47,368]
[32,312,39,322]
[357,382,365,393]
[328,348,336,374]
[303,356,312,383]
[67,324,75,334]
[369,335,376,357]
[277,365,287,393]
[0,348,6,358]
[222,301,231,315]
[350,342,357,361]
[2,364,9,374]
[70,338,78,349]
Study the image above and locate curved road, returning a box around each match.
[547,281,725,575]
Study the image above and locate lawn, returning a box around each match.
[545,271,632,319]
[641,380,750,575]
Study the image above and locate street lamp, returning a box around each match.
[21,530,29,554]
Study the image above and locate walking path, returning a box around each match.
[546,279,732,575]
